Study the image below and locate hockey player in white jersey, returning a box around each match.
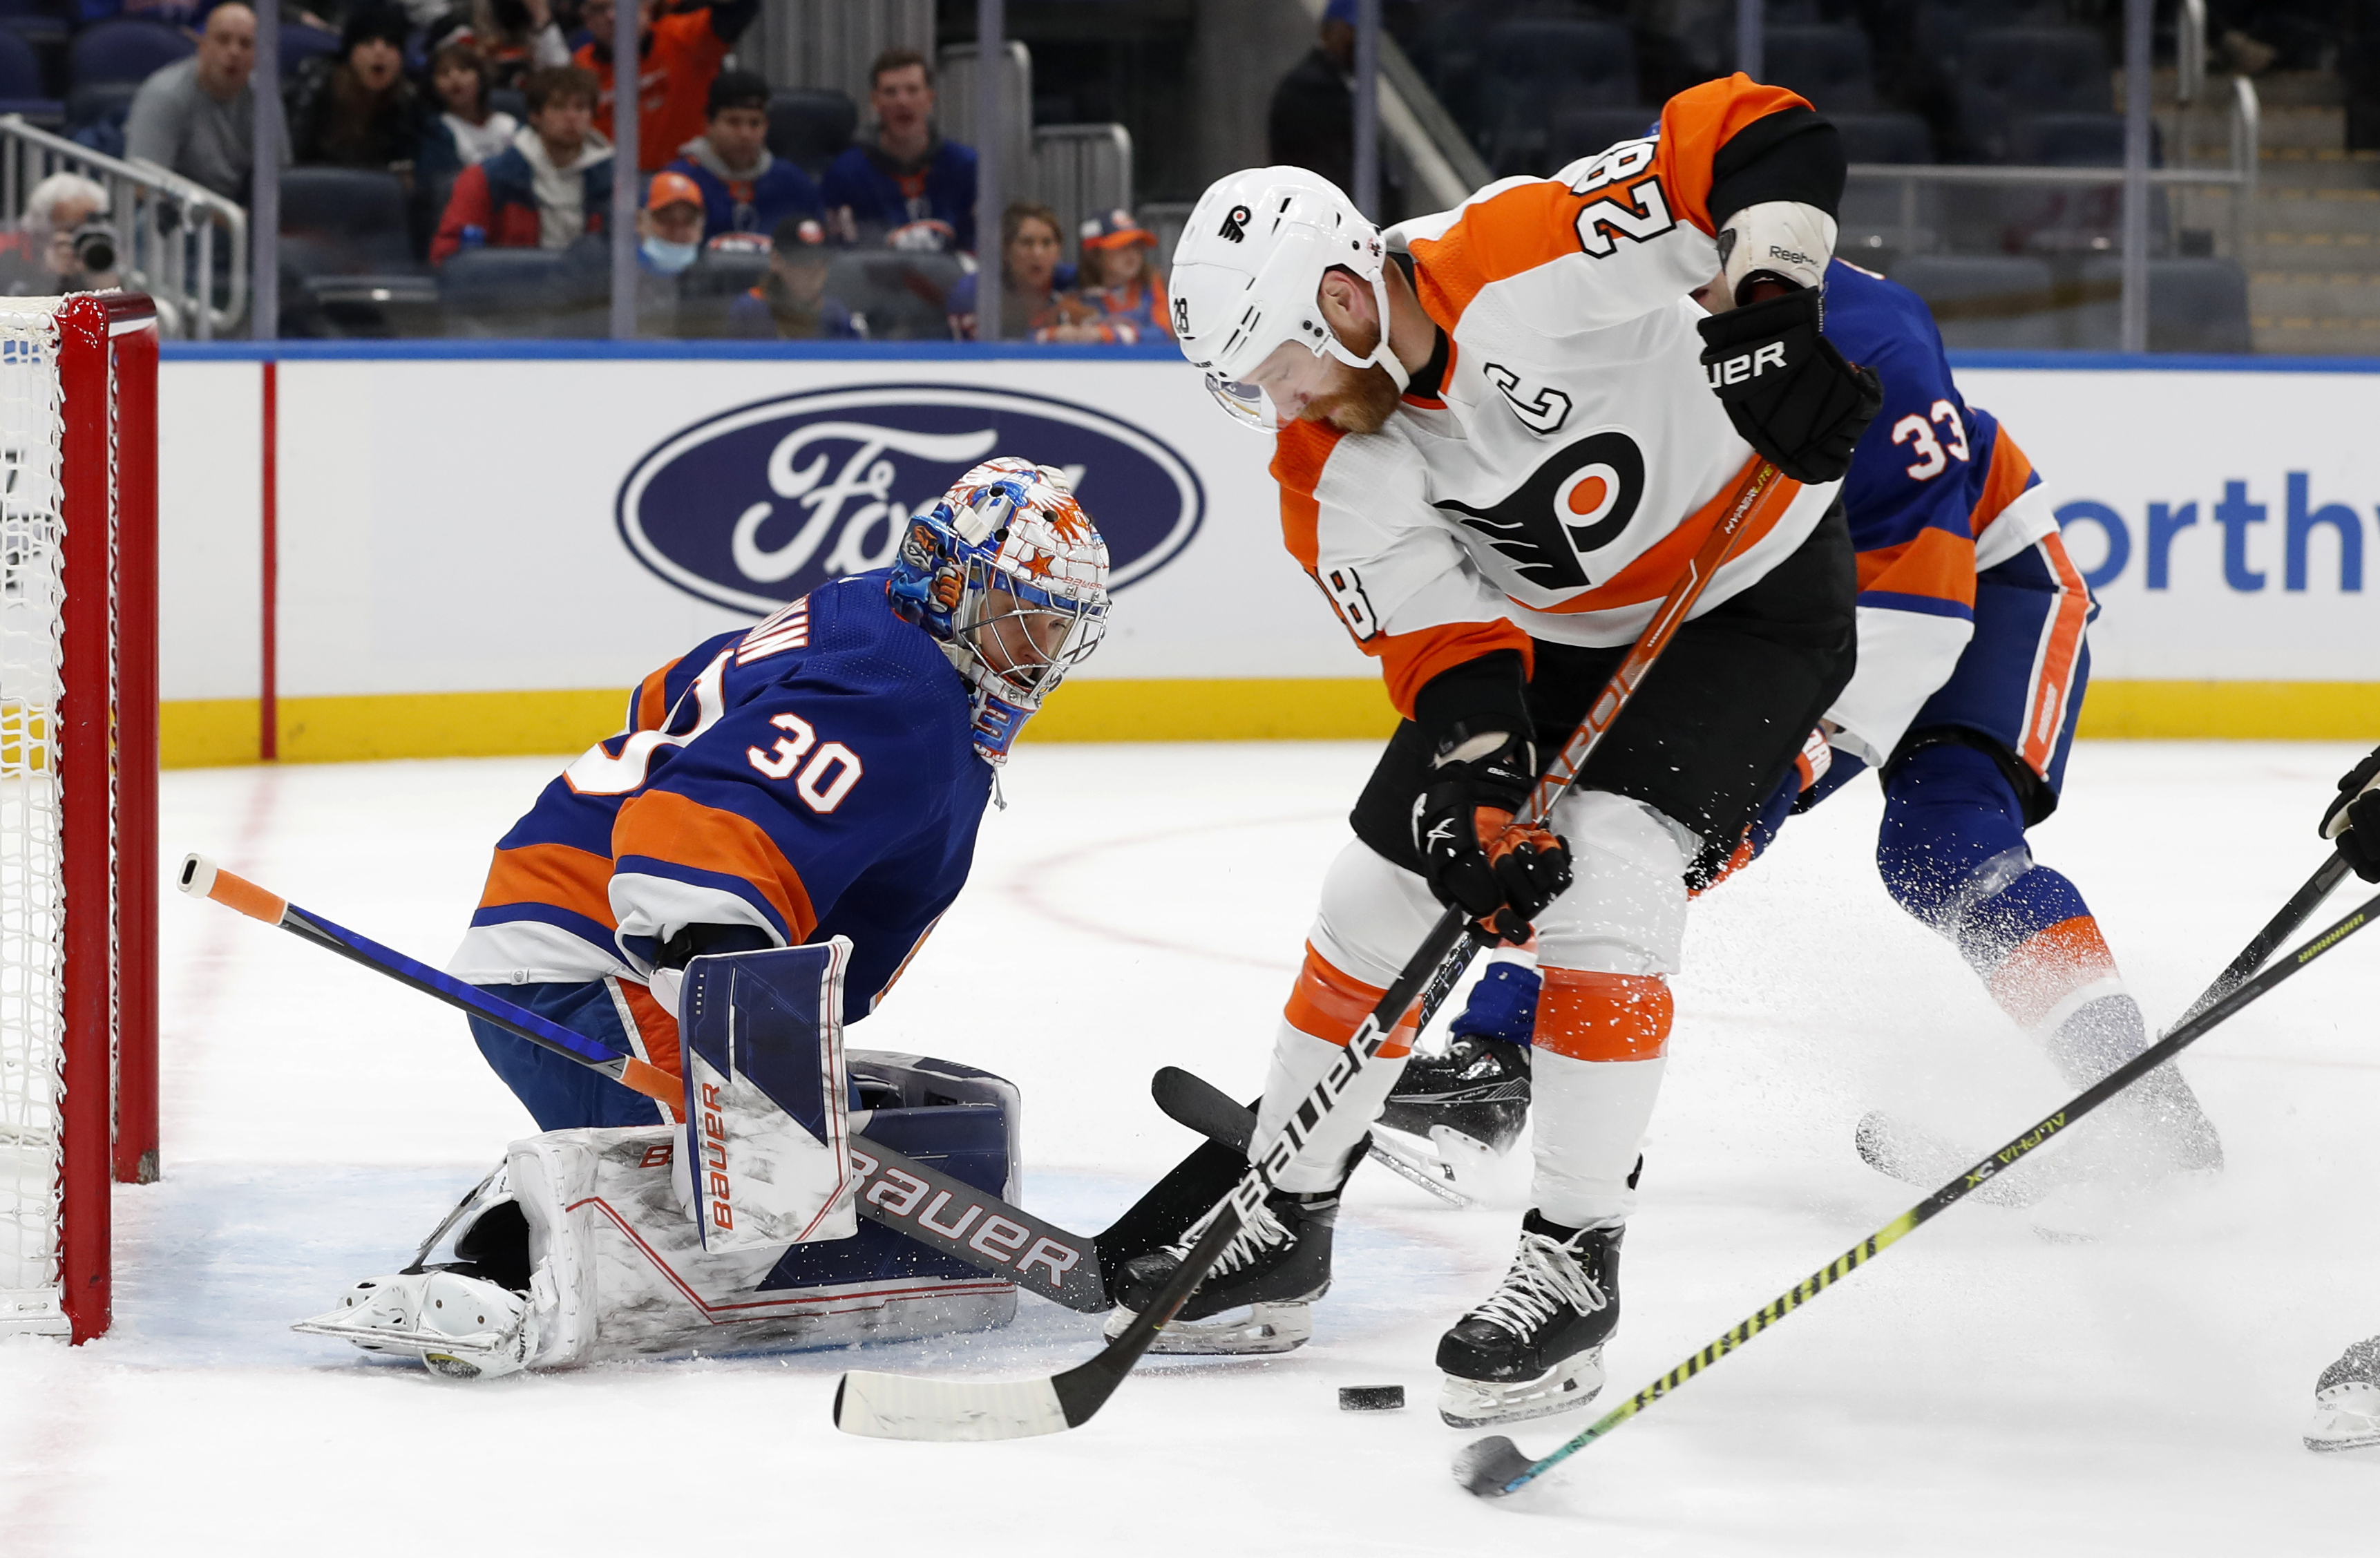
[1120,75,1882,1427]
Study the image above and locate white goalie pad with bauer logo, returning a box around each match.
[675,940,857,1251]
[294,944,1019,1374]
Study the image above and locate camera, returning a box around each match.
[70,222,117,275]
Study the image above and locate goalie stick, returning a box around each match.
[832,459,1792,1443]
[1456,876,2380,1500]
[175,854,1114,1314]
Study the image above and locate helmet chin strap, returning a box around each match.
[1319,267,1411,392]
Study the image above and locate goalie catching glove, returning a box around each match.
[1416,723,1572,942]
[1697,287,1881,485]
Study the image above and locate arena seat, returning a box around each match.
[1762,24,1876,113]
[1954,27,2114,163]
[68,17,190,88]
[1479,18,1637,178]
[0,27,61,122]
[2069,257,2253,354]
[278,24,341,77]
[1885,254,2063,350]
[767,89,856,179]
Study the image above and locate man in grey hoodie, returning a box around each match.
[125,3,292,203]
[665,70,823,241]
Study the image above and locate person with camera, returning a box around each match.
[0,173,121,297]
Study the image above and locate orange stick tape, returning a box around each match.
[208,867,289,926]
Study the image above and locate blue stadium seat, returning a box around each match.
[1955,27,2115,163]
[0,26,60,121]
[1548,106,1659,169]
[279,167,421,276]
[64,78,135,154]
[1763,25,1875,113]
[1479,19,1637,178]
[279,24,340,77]
[768,88,855,179]
[439,245,607,337]
[1885,254,2063,350]
[1834,112,1934,165]
[68,17,189,88]
[2068,257,2252,353]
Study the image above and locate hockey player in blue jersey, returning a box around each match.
[1384,258,2225,1198]
[296,459,1111,1376]
[447,456,1109,1128]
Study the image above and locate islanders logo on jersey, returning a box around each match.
[617,386,1204,615]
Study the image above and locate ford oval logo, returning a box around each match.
[618,383,1205,614]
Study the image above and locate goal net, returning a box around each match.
[0,293,158,1345]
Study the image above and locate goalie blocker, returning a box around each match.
[298,944,1035,1375]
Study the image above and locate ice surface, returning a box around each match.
[2,741,2374,1555]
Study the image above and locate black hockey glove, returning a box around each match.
[1697,287,1883,486]
[2321,744,2380,882]
[1415,725,1573,943]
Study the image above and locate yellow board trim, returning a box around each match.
[156,678,2380,769]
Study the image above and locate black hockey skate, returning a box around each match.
[1379,1034,1533,1155]
[1436,1212,1619,1427]
[1103,1187,1340,1355]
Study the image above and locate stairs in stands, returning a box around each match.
[2172,72,2380,356]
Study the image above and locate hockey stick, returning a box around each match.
[175,854,1115,1313]
[2176,850,2350,1026]
[1150,1066,1470,1206]
[1456,882,2380,1499]
[1858,848,2355,1203]
[832,458,1793,1442]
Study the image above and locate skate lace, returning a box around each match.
[1469,1231,1606,1339]
[1165,1199,1291,1277]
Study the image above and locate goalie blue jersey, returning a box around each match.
[450,571,993,1028]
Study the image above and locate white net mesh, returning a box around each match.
[0,301,68,1333]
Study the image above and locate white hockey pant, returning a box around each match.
[1253,790,1693,1227]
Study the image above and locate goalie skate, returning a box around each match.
[293,1269,538,1382]
[2306,1338,2380,1452]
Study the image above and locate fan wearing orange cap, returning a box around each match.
[1072,209,1172,344]
[638,169,706,276]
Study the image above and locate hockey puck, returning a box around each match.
[1338,1385,1405,1412]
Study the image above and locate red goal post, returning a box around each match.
[0,292,159,1345]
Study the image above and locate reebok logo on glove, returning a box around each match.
[1705,342,1789,387]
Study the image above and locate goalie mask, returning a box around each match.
[888,458,1111,764]
[1170,166,1410,432]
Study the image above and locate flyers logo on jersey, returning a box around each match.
[617,386,1204,615]
[1435,431,1646,591]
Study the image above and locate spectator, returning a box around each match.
[123,2,291,203]
[636,168,704,277]
[430,64,611,263]
[419,39,518,174]
[473,0,573,90]
[667,69,823,240]
[1070,209,1171,343]
[576,0,758,172]
[0,173,122,296]
[823,48,978,252]
[1268,0,1356,195]
[947,202,1100,341]
[286,6,432,171]
[730,214,863,340]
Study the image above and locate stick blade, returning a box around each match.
[833,1369,1072,1442]
[1453,1436,1538,1499]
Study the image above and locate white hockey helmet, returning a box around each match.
[1170,166,1410,431]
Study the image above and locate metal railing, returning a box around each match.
[0,115,247,340]
[1844,78,2262,263]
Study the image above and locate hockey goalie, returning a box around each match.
[291,459,1111,1378]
